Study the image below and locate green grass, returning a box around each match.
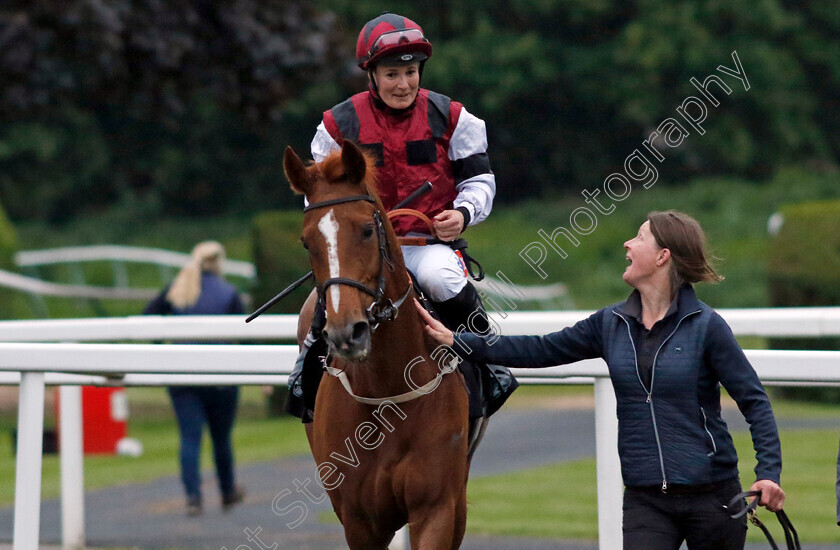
[466,459,599,539]
[0,386,309,507]
[463,408,840,543]
[736,429,838,543]
[311,391,840,544]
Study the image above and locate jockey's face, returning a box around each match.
[373,63,420,109]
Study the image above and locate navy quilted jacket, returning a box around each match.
[456,284,781,488]
[144,273,244,316]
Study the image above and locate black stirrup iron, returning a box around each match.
[725,490,800,550]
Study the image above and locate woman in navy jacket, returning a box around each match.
[416,211,784,550]
[144,241,245,516]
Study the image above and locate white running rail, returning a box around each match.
[14,245,255,279]
[1,308,840,550]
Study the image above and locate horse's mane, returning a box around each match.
[316,146,381,201]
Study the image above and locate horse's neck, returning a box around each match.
[374,262,427,361]
[344,265,437,396]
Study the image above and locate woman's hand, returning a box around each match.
[414,299,454,346]
[433,209,465,241]
[749,479,785,512]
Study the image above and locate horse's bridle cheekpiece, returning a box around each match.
[303,194,413,329]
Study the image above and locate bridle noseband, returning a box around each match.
[303,194,413,328]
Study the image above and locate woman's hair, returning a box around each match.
[166,241,226,310]
[647,210,723,292]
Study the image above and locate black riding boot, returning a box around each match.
[435,283,519,417]
[285,296,327,422]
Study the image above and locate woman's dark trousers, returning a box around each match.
[168,386,239,502]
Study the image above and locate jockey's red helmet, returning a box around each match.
[356,13,432,70]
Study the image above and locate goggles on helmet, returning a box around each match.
[367,28,428,59]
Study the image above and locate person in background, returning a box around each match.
[416,211,785,550]
[144,241,245,516]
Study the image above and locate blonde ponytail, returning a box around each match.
[166,241,226,310]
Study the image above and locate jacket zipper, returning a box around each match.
[614,308,701,492]
[700,406,717,455]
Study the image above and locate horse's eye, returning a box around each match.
[362,226,374,240]
[300,237,309,250]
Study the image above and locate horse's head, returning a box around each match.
[285,140,395,361]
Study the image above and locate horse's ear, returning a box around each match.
[284,146,312,196]
[341,140,367,186]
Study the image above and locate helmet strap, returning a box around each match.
[367,70,381,99]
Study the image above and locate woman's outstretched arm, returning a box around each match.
[414,299,603,368]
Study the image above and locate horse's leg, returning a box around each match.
[304,423,314,449]
[467,416,489,465]
[451,491,467,550]
[408,498,465,550]
[341,515,394,550]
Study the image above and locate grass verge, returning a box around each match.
[464,426,838,543]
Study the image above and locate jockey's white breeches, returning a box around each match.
[401,238,468,302]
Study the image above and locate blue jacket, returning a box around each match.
[456,284,782,488]
[144,273,244,316]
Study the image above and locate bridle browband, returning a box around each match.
[304,194,413,328]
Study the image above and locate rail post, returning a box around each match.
[13,371,46,550]
[60,385,85,550]
[594,377,622,550]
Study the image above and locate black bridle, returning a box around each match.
[303,194,412,328]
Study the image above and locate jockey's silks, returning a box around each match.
[322,89,461,236]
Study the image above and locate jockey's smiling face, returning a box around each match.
[373,63,420,109]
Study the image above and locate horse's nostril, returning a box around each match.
[350,321,369,343]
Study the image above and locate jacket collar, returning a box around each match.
[615,283,701,321]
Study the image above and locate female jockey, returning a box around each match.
[288,12,517,422]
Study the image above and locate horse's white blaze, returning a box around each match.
[318,209,341,313]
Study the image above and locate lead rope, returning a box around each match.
[726,490,800,550]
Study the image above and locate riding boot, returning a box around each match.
[285,296,328,423]
[434,283,519,418]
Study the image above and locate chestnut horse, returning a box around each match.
[285,140,472,549]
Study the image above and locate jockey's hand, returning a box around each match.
[433,209,465,242]
[749,479,785,512]
[414,299,454,347]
